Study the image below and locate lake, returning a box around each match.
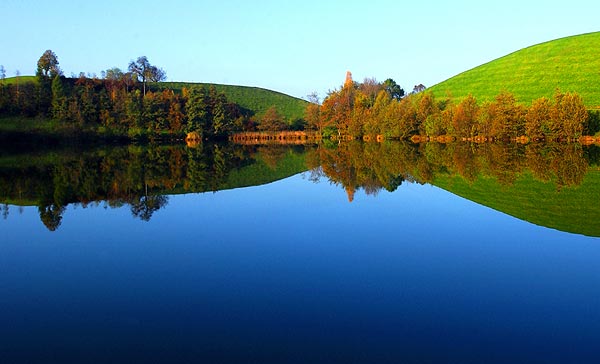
[1,141,599,363]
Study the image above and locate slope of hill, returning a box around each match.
[433,169,600,237]
[154,82,308,121]
[429,32,600,108]
[1,77,308,121]
[2,76,36,85]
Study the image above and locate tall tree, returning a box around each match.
[186,86,210,134]
[51,75,67,120]
[258,106,286,131]
[0,65,5,83]
[525,97,552,140]
[36,50,62,79]
[305,92,322,133]
[36,50,62,115]
[128,56,166,96]
[453,94,479,138]
[551,90,587,139]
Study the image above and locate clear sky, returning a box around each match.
[2,0,598,100]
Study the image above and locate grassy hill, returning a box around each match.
[154,82,308,121]
[429,32,600,108]
[433,169,600,237]
[2,77,308,121]
[2,75,36,85]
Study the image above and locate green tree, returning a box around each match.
[258,106,287,131]
[185,86,210,134]
[36,50,62,115]
[51,75,67,120]
[36,50,62,79]
[383,78,405,100]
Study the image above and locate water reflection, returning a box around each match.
[0,143,308,230]
[307,141,592,198]
[0,141,598,235]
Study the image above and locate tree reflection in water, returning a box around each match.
[0,140,597,231]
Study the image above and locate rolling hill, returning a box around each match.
[429,32,600,108]
[433,169,600,237]
[2,77,308,121]
[153,82,308,121]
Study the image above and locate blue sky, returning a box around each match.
[2,0,598,99]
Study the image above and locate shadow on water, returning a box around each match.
[1,140,599,236]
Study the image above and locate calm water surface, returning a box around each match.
[1,143,599,363]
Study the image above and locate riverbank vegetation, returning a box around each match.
[306,72,599,142]
[0,51,306,141]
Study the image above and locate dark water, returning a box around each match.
[1,142,599,363]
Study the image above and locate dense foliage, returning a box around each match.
[309,74,595,141]
[0,51,301,139]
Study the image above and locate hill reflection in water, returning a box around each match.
[0,141,599,236]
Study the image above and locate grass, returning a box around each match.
[0,115,70,135]
[224,147,308,189]
[2,76,36,85]
[433,169,600,237]
[152,82,308,121]
[429,32,600,108]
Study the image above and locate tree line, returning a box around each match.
[0,50,289,139]
[305,72,599,141]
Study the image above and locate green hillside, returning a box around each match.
[433,169,600,237]
[2,77,308,121]
[154,82,308,121]
[429,32,600,108]
[2,75,36,85]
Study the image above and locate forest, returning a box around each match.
[305,72,600,141]
[2,51,598,142]
[0,50,295,139]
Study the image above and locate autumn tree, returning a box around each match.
[453,94,479,138]
[320,81,355,137]
[487,91,525,140]
[305,91,322,133]
[390,96,418,138]
[417,92,440,135]
[551,90,587,139]
[369,90,393,136]
[359,77,382,106]
[525,97,552,140]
